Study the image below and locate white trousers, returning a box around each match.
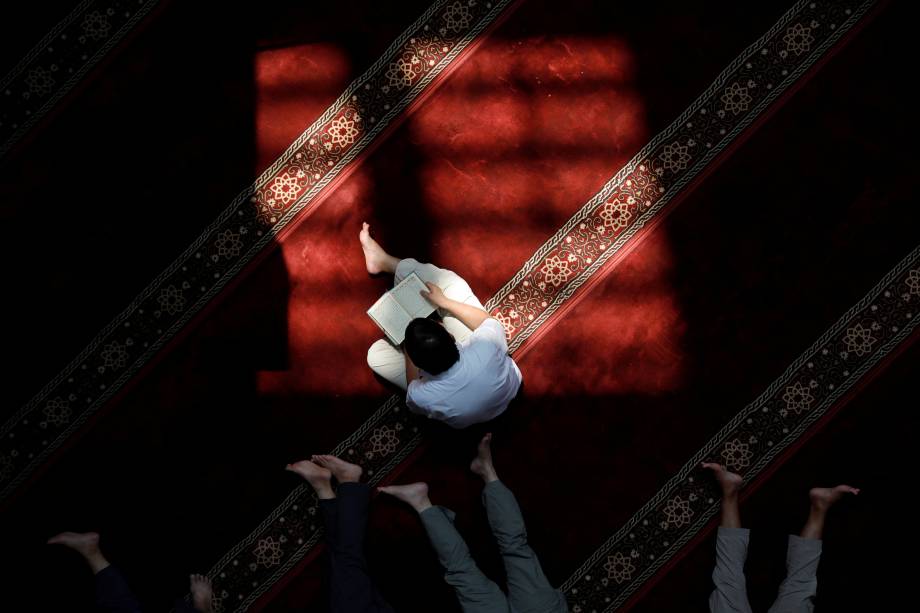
[366,259,485,390]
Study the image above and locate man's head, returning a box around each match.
[404,318,459,375]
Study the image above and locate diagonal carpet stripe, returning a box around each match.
[0,0,518,503]
[560,244,920,612]
[188,1,879,610]
[0,0,162,158]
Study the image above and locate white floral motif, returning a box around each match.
[721,82,752,115]
[662,495,693,529]
[783,23,814,56]
[158,285,186,315]
[541,254,573,288]
[82,11,111,40]
[842,323,876,357]
[369,425,399,457]
[253,536,283,568]
[215,229,243,259]
[658,141,691,173]
[599,195,632,232]
[43,397,72,427]
[386,56,418,89]
[101,341,128,370]
[905,269,920,296]
[25,67,55,96]
[443,1,473,33]
[329,115,360,147]
[721,439,753,471]
[782,381,814,415]
[267,172,300,207]
[0,454,13,482]
[604,552,635,584]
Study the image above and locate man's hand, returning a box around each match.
[420,282,446,308]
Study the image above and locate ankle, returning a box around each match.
[310,481,335,500]
[414,498,433,514]
[86,553,111,575]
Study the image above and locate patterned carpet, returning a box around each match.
[1,0,916,611]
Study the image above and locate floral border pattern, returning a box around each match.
[560,246,920,613]
[492,0,876,353]
[0,0,161,157]
[0,0,516,506]
[181,1,878,611]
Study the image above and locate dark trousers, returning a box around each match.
[320,483,394,613]
[95,565,199,613]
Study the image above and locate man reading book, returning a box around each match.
[361,223,522,428]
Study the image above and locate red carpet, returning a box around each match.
[0,0,469,500]
[1,0,916,611]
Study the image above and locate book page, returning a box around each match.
[367,293,412,344]
[393,272,437,319]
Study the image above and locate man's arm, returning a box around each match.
[405,351,420,384]
[420,282,490,331]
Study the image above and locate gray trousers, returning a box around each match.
[419,481,569,613]
[709,527,823,613]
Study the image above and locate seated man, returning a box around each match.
[360,223,522,428]
[46,531,213,613]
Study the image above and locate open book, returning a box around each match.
[367,272,437,345]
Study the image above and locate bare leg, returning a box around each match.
[286,460,335,500]
[359,222,399,275]
[47,532,110,575]
[190,574,214,613]
[800,485,860,539]
[702,463,743,528]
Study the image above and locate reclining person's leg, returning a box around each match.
[702,463,753,613]
[473,435,568,613]
[379,483,509,613]
[767,485,859,613]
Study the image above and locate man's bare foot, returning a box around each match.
[809,485,860,512]
[702,463,743,497]
[359,222,398,275]
[190,574,214,613]
[47,532,110,573]
[378,482,432,513]
[47,531,100,555]
[470,433,499,483]
[312,454,363,483]
[285,461,334,499]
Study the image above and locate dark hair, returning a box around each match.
[404,318,459,375]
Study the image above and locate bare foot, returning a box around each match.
[359,222,398,275]
[809,485,860,512]
[190,574,214,613]
[47,531,109,573]
[702,463,743,497]
[378,482,432,513]
[312,454,363,483]
[470,433,499,483]
[285,460,334,499]
[47,531,101,555]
